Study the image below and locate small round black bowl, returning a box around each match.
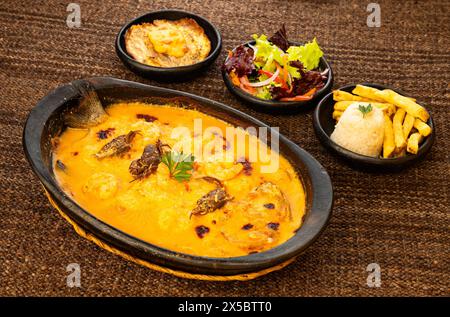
[222,41,333,112]
[115,10,222,81]
[313,83,435,171]
[23,77,333,277]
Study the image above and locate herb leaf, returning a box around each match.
[161,150,195,182]
[358,104,373,117]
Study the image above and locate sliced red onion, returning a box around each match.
[246,68,280,87]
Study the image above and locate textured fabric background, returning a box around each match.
[0,0,448,296]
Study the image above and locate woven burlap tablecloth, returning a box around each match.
[0,0,448,296]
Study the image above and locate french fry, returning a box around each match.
[413,119,432,137]
[402,113,415,138]
[352,85,386,102]
[358,102,396,116]
[383,115,395,158]
[333,101,355,111]
[333,90,371,102]
[393,108,406,149]
[393,148,406,158]
[376,103,396,117]
[374,89,429,122]
[334,101,395,116]
[332,110,343,121]
[407,132,423,154]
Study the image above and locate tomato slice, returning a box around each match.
[239,76,256,94]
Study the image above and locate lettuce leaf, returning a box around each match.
[255,86,272,100]
[253,34,323,79]
[252,34,284,73]
[223,45,255,77]
[286,64,301,79]
[286,38,323,71]
[268,24,289,51]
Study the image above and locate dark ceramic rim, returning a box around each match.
[115,9,222,73]
[313,83,435,167]
[23,77,333,275]
[222,40,333,109]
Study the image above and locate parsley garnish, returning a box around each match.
[161,150,195,182]
[358,104,373,117]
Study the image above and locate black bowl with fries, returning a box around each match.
[313,83,435,170]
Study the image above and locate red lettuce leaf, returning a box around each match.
[292,70,325,95]
[270,86,291,100]
[223,45,255,77]
[269,24,290,52]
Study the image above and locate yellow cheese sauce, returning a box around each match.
[148,26,188,58]
[53,103,305,257]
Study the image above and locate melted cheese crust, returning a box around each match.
[125,18,211,67]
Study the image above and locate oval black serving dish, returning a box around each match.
[313,83,435,171]
[222,41,333,112]
[23,77,333,276]
[115,10,222,81]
